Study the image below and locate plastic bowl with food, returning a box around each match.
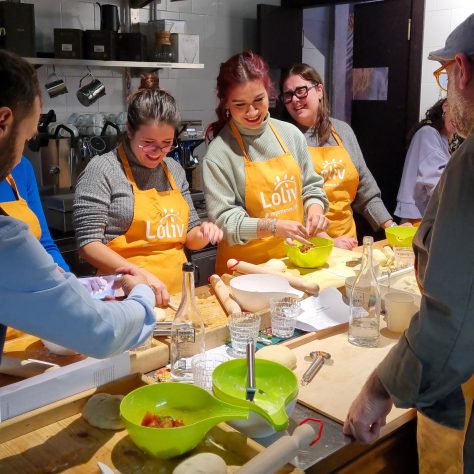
[285,236,334,268]
[385,226,417,248]
[120,382,248,459]
[230,273,302,312]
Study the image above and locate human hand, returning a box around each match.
[78,276,108,294]
[275,219,312,245]
[137,268,170,307]
[343,371,393,444]
[333,236,358,250]
[306,205,329,236]
[114,266,149,296]
[198,221,224,245]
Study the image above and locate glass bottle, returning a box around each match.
[153,31,176,63]
[170,262,205,381]
[348,236,381,347]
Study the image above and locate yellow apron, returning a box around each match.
[104,145,189,294]
[417,375,474,474]
[1,175,42,340]
[308,129,359,239]
[215,120,304,275]
[0,175,41,239]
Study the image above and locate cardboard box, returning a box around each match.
[152,19,185,34]
[170,33,199,64]
[54,29,84,59]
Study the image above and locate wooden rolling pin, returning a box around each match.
[209,274,242,315]
[227,259,320,296]
[0,356,59,378]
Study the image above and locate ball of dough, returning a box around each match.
[372,249,387,266]
[154,307,167,322]
[172,453,227,474]
[262,259,287,272]
[255,345,297,370]
[82,393,124,430]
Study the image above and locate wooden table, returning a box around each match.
[0,242,418,473]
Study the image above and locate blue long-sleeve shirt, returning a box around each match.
[0,157,70,271]
[0,216,156,360]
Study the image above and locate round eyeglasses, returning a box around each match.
[433,59,455,92]
[138,143,178,156]
[280,84,318,104]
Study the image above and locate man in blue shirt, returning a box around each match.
[0,50,156,361]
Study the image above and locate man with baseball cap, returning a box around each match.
[343,13,474,473]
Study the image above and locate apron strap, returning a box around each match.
[268,121,290,155]
[230,120,251,161]
[117,144,139,190]
[331,128,344,147]
[118,143,179,192]
[230,119,290,161]
[5,175,22,201]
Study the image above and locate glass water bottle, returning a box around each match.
[170,262,205,381]
[348,236,381,347]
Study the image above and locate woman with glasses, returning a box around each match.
[202,51,329,275]
[280,64,395,250]
[73,73,223,302]
[395,98,457,223]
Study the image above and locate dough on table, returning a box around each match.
[255,345,297,370]
[172,453,227,474]
[262,259,287,272]
[82,393,124,430]
[154,307,168,322]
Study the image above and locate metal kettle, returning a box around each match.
[96,2,120,32]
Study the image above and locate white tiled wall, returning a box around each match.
[419,0,473,118]
[29,0,279,129]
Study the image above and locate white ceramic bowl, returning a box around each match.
[227,398,297,438]
[230,274,302,312]
[41,340,79,356]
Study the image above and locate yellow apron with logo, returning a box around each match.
[308,129,359,239]
[215,121,304,275]
[1,175,42,340]
[104,145,189,294]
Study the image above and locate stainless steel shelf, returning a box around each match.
[25,57,204,69]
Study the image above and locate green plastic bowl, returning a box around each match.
[285,236,334,268]
[120,383,248,459]
[385,226,417,248]
[212,359,298,433]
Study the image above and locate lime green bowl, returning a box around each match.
[120,383,248,459]
[285,236,334,268]
[385,226,417,248]
[212,359,298,434]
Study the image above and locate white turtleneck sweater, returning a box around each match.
[202,115,328,245]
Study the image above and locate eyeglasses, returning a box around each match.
[433,59,456,92]
[279,84,318,104]
[138,143,178,156]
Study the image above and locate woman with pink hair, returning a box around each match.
[203,51,329,274]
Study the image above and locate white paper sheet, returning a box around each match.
[295,287,350,332]
[0,352,130,421]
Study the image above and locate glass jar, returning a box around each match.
[153,31,176,63]
[348,236,381,347]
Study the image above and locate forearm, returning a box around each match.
[79,241,134,274]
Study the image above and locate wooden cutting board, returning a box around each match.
[292,328,409,425]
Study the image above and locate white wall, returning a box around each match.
[31,0,280,127]
[419,0,473,118]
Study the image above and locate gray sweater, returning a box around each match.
[73,140,201,248]
[303,118,392,230]
[203,115,329,246]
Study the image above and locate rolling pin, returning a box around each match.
[236,422,316,474]
[227,259,320,296]
[0,356,60,378]
[209,274,242,315]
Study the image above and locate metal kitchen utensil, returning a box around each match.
[246,339,257,402]
[300,351,331,386]
[97,461,117,474]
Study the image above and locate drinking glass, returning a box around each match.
[270,297,301,338]
[228,313,261,357]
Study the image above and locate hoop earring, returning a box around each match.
[225,109,230,119]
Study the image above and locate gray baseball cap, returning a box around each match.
[428,13,474,61]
